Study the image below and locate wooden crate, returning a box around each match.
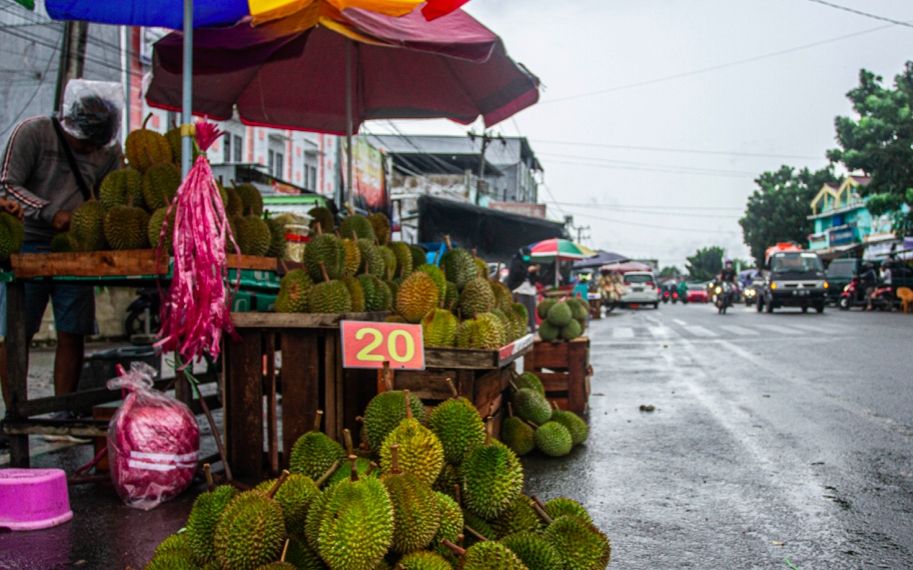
[523,337,591,413]
[10,250,277,278]
[222,311,386,483]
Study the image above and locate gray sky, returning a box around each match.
[385,0,913,268]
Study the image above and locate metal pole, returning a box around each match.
[345,39,354,210]
[181,0,194,178]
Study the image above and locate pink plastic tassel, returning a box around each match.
[156,122,239,366]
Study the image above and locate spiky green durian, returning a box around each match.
[316,477,395,570]
[340,214,376,241]
[428,395,485,465]
[546,302,573,328]
[432,462,460,500]
[416,265,446,297]
[421,309,458,348]
[513,372,545,396]
[254,474,320,539]
[308,206,335,234]
[381,246,397,281]
[443,281,459,312]
[342,238,362,276]
[307,280,353,313]
[380,412,445,486]
[390,242,414,278]
[305,233,346,281]
[49,231,78,253]
[440,248,479,290]
[358,239,386,277]
[70,200,107,251]
[490,280,514,313]
[395,272,440,323]
[283,537,325,570]
[472,313,506,350]
[363,390,426,451]
[398,551,452,570]
[342,275,367,312]
[368,212,391,245]
[147,207,175,252]
[500,415,535,457]
[433,491,463,546]
[460,541,528,570]
[185,484,238,564]
[104,205,150,250]
[304,481,342,550]
[544,515,611,570]
[560,319,583,341]
[537,299,555,319]
[491,496,542,538]
[289,424,346,480]
[410,245,427,268]
[126,115,172,172]
[381,463,440,554]
[153,532,190,557]
[144,549,198,570]
[142,163,181,209]
[256,563,296,569]
[544,497,593,525]
[213,490,286,570]
[510,303,530,339]
[455,320,478,349]
[274,269,313,313]
[490,309,514,343]
[458,278,496,319]
[265,217,287,259]
[236,216,271,257]
[551,410,589,447]
[234,183,264,216]
[461,438,523,519]
[538,321,559,342]
[462,511,497,545]
[327,456,377,486]
[358,274,392,312]
[512,388,552,425]
[500,531,564,570]
[99,168,144,209]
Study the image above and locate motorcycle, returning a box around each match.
[714,282,734,315]
[839,278,896,310]
[125,288,161,342]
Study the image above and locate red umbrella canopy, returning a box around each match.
[146,8,539,135]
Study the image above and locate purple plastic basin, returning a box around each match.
[0,468,73,531]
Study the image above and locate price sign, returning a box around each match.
[340,321,425,370]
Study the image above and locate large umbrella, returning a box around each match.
[528,238,596,287]
[573,249,630,270]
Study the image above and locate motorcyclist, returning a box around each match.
[719,259,736,284]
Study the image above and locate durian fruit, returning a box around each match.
[185,482,238,564]
[512,388,552,425]
[163,125,199,166]
[147,207,175,252]
[397,550,453,570]
[432,491,463,548]
[340,214,376,241]
[316,462,396,570]
[265,217,287,259]
[500,531,564,570]
[410,245,427,268]
[501,403,535,457]
[380,246,398,281]
[473,257,489,279]
[560,319,583,341]
[490,309,514,343]
[443,540,528,570]
[421,309,458,348]
[125,114,172,173]
[308,206,335,234]
[395,272,441,323]
[567,297,589,322]
[104,204,150,250]
[380,392,445,486]
[440,248,479,291]
[472,313,506,350]
[327,429,378,486]
[49,231,80,253]
[510,303,530,339]
[144,549,197,570]
[225,186,244,218]
[459,278,496,318]
[0,213,24,259]
[551,407,589,447]
[213,483,287,570]
[368,212,391,245]
[546,302,573,328]
[544,515,611,570]
[428,380,485,465]
[359,274,392,312]
[342,275,367,312]
[385,278,400,300]
[461,422,523,520]
[491,495,542,538]
[455,320,478,349]
[304,479,340,550]
[390,242,414,278]
[536,299,555,319]
[490,280,514,313]
[535,421,573,457]
[256,563,296,569]
[236,216,272,257]
[142,163,181,209]
[305,234,345,281]
[283,536,325,570]
[462,511,498,545]
[235,183,264,216]
[432,463,460,500]
[342,238,362,276]
[443,281,459,312]
[275,269,314,313]
[254,473,320,540]
[538,321,559,342]
[513,372,545,396]
[99,168,144,209]
[308,279,353,313]
[289,411,346,480]
[152,532,190,557]
[363,390,426,451]
[381,445,441,553]
[416,264,446,297]
[544,497,593,525]
[358,239,386,277]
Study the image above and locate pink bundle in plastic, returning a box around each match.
[106,363,199,510]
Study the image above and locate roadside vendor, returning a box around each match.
[0,79,123,420]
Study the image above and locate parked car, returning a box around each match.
[620,271,660,308]
[826,258,859,305]
[685,283,709,303]
[757,251,827,313]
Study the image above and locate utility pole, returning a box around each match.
[468,130,506,205]
[576,225,591,243]
[53,21,89,112]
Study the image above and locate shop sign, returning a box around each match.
[340,321,425,370]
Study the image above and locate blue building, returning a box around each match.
[806,176,896,259]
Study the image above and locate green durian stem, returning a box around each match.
[381,362,393,391]
[463,525,488,543]
[551,400,561,411]
[343,428,354,456]
[203,463,214,492]
[267,470,290,499]
[403,389,412,420]
[141,112,153,130]
[316,460,341,487]
[348,455,360,481]
[507,402,514,419]
[280,539,290,563]
[444,378,458,399]
[453,484,462,506]
[318,261,330,283]
[441,539,466,557]
[365,462,379,477]
[389,444,401,474]
[484,418,493,446]
[313,410,324,433]
[530,496,553,524]
[444,235,453,251]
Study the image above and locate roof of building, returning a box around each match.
[364,134,543,172]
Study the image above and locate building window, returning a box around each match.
[223,135,231,163]
[309,166,317,191]
[275,152,284,179]
[268,150,275,174]
[233,135,243,163]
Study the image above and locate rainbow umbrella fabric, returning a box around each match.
[529,238,596,261]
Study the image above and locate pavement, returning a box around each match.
[2,304,912,568]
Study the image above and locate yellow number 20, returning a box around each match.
[354,327,416,364]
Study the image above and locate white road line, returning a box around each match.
[613,327,635,339]
[648,326,673,338]
[754,323,804,335]
[719,325,758,336]
[785,322,834,333]
[673,318,688,326]
[688,325,718,338]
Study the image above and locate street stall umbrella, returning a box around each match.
[573,249,630,270]
[528,238,597,286]
[144,6,540,202]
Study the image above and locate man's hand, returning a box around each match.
[52,210,72,231]
[0,198,23,220]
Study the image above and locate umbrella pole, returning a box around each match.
[180,0,193,179]
[345,39,354,210]
[555,259,559,288]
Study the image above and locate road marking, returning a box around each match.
[613,327,635,339]
[755,323,805,335]
[673,318,688,326]
[784,322,836,333]
[688,325,718,338]
[719,325,758,336]
[648,326,673,338]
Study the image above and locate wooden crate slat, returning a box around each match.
[279,332,320,462]
[225,330,266,482]
[231,311,389,329]
[393,370,457,401]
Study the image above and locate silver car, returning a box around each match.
[620,271,660,309]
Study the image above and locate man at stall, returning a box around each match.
[0,80,123,421]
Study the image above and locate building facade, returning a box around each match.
[807,175,898,259]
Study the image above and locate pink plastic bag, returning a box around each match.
[106,363,200,510]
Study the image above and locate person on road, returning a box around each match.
[0,79,123,418]
[718,259,736,284]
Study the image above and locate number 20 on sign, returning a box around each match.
[340,321,426,370]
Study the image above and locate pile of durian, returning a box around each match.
[276,209,529,351]
[146,384,610,570]
[51,115,286,258]
[501,371,589,459]
[0,211,24,262]
[535,299,588,342]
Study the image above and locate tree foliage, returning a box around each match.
[685,246,724,282]
[828,63,913,236]
[658,266,681,279]
[739,165,838,266]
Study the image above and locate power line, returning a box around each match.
[552,203,736,220]
[542,157,755,179]
[543,200,742,211]
[568,211,739,235]
[541,22,895,105]
[537,151,758,176]
[530,138,820,161]
[0,35,58,137]
[805,0,913,28]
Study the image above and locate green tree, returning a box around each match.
[658,266,681,279]
[828,63,913,236]
[739,165,837,266]
[685,246,724,282]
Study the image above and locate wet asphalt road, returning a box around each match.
[525,302,913,569]
[2,303,912,569]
